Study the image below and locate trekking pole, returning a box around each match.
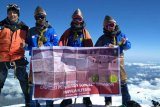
[74,98,77,107]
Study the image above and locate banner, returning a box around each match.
[32,46,120,100]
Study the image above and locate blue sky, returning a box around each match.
[0,0,160,61]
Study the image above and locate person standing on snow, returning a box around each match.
[95,15,131,107]
[27,6,59,107]
[59,8,93,107]
[0,4,30,107]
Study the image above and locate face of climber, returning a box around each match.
[104,21,116,32]
[7,10,19,23]
[72,15,83,25]
[35,14,46,26]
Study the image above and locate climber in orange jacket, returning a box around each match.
[0,4,30,107]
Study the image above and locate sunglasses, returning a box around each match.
[106,23,115,28]
[35,15,46,20]
[7,4,20,10]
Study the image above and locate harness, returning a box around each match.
[4,58,29,78]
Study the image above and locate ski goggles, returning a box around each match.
[72,16,83,22]
[35,15,46,20]
[7,4,20,10]
[73,17,83,22]
[105,23,115,28]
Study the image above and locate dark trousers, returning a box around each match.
[46,100,54,107]
[83,97,91,101]
[0,61,30,105]
[61,97,91,104]
[105,81,131,105]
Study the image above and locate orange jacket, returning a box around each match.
[59,28,93,47]
[0,19,28,62]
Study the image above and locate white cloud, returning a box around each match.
[125,62,155,67]
[128,77,142,83]
[136,73,147,77]
[125,62,160,70]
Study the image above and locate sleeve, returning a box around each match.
[83,29,93,47]
[50,28,60,46]
[95,36,104,47]
[25,29,33,55]
[24,27,29,47]
[120,33,131,50]
[122,39,131,50]
[58,29,70,46]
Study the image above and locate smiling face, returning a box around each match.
[7,10,19,23]
[104,21,116,32]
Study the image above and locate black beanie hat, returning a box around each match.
[34,6,47,16]
[103,15,116,27]
[7,4,20,16]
